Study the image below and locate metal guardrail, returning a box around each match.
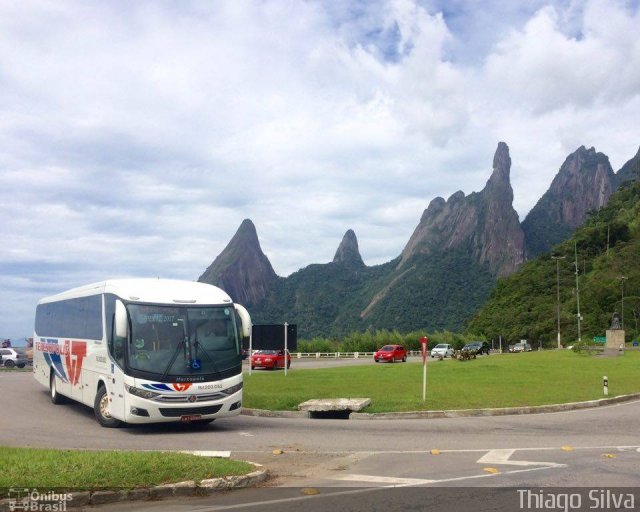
[268,346,640,360]
[291,351,424,359]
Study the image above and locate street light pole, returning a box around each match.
[552,255,566,348]
[574,243,582,342]
[619,276,627,329]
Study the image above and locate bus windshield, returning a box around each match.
[126,304,240,378]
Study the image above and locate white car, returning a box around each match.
[430,343,454,358]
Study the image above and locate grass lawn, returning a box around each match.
[0,447,254,491]
[243,350,640,413]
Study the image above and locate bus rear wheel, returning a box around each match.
[50,372,66,404]
[94,385,122,428]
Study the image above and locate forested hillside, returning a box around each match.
[252,245,495,338]
[467,181,640,345]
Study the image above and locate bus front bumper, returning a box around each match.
[123,391,242,424]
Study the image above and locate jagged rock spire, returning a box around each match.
[399,142,525,276]
[485,141,514,204]
[198,219,277,306]
[333,229,364,266]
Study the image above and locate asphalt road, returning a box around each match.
[3,371,640,511]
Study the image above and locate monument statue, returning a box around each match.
[610,312,622,330]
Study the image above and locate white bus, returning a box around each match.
[33,279,251,427]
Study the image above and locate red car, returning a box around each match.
[374,344,407,363]
[251,349,291,370]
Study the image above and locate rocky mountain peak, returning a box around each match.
[333,229,365,266]
[399,142,525,276]
[198,219,277,307]
[617,146,640,186]
[522,145,617,257]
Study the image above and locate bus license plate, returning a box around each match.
[180,414,202,422]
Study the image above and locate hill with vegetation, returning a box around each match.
[252,245,495,338]
[467,180,640,345]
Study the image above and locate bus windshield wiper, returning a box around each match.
[193,330,219,373]
[161,338,187,381]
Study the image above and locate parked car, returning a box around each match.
[374,344,407,363]
[0,347,29,368]
[430,343,454,358]
[512,341,532,352]
[461,341,490,356]
[508,344,516,353]
[251,349,291,370]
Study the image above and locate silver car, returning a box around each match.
[512,342,532,352]
[0,348,29,368]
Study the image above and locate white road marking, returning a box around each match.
[331,474,434,485]
[180,450,231,458]
[328,448,569,488]
[431,464,565,484]
[476,449,565,468]
[238,432,254,437]
[325,464,563,489]
[192,487,399,511]
[230,444,640,457]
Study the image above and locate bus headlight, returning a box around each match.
[222,382,243,396]
[125,384,160,400]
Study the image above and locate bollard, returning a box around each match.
[603,376,608,397]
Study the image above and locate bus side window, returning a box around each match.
[112,327,125,362]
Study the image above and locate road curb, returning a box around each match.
[0,465,267,511]
[242,393,640,420]
[242,408,310,418]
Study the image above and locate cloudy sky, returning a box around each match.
[1,0,639,338]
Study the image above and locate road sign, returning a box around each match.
[252,324,298,351]
[420,336,428,364]
[593,336,606,344]
[420,337,428,402]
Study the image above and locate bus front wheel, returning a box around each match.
[94,385,122,428]
[50,372,66,405]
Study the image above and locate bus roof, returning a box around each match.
[37,279,234,306]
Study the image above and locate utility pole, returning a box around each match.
[574,243,582,342]
[552,255,566,348]
[619,276,627,329]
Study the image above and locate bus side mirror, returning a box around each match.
[115,300,128,339]
[234,304,252,338]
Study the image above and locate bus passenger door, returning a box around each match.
[106,360,126,421]
[104,296,126,421]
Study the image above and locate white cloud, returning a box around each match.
[481,3,640,114]
[0,0,638,337]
